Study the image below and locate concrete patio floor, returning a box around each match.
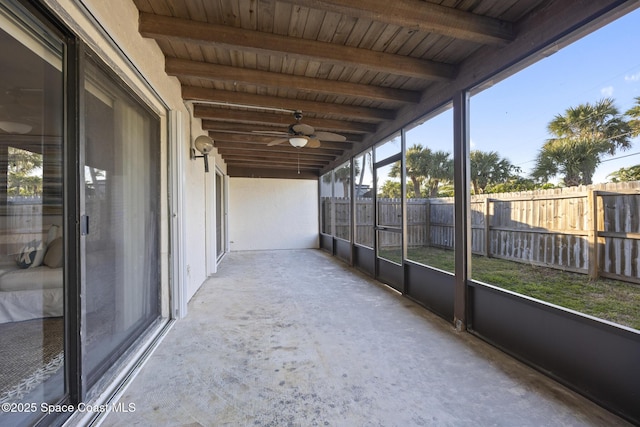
[100,249,629,426]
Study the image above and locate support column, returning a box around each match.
[453,90,471,331]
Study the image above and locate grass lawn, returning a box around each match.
[381,246,640,330]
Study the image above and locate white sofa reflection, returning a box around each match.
[0,225,63,324]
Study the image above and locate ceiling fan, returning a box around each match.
[258,110,347,148]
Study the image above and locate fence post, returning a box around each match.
[587,190,600,280]
[484,198,491,257]
[425,199,431,247]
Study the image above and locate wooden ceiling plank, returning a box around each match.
[182,86,395,121]
[139,13,455,80]
[194,105,377,133]
[276,0,514,45]
[184,0,208,23]
[132,0,154,14]
[238,0,257,29]
[165,0,191,19]
[165,57,421,103]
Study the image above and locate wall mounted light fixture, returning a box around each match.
[193,134,214,173]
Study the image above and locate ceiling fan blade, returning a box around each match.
[306,137,321,148]
[291,123,314,135]
[267,137,289,146]
[313,131,346,142]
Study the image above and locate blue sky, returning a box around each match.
[405,6,640,185]
[471,7,640,184]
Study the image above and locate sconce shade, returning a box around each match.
[289,136,307,148]
[0,121,32,134]
[195,135,214,154]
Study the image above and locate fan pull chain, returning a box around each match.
[297,150,300,174]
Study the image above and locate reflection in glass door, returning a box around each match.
[0,5,65,426]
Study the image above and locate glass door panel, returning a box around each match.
[82,55,161,386]
[354,150,373,248]
[215,170,224,259]
[0,5,65,425]
[374,135,404,291]
[375,160,403,265]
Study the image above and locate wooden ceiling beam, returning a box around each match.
[166,58,421,104]
[220,155,330,168]
[227,166,318,180]
[278,0,514,45]
[182,86,395,122]
[140,13,455,81]
[194,105,377,133]
[220,154,328,167]
[226,161,320,170]
[213,140,341,157]
[217,148,333,161]
[208,131,353,151]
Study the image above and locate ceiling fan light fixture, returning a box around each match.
[0,121,32,134]
[289,136,307,148]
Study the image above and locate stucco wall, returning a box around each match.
[229,178,319,251]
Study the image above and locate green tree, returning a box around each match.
[333,163,352,197]
[8,147,43,197]
[389,144,452,197]
[626,96,640,137]
[470,150,519,194]
[390,144,426,197]
[423,149,453,197]
[485,177,555,194]
[608,165,640,182]
[378,180,402,198]
[532,98,633,186]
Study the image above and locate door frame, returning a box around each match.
[373,150,405,292]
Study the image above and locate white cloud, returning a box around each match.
[625,71,640,82]
[600,85,614,97]
[470,138,476,148]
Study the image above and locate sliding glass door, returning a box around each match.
[82,55,161,387]
[0,4,65,426]
[0,2,163,425]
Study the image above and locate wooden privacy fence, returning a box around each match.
[322,181,640,284]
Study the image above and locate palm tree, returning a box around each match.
[390,144,427,197]
[423,149,453,197]
[627,96,640,137]
[532,98,633,186]
[470,150,519,194]
[389,144,452,197]
[333,163,352,197]
[608,165,640,182]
